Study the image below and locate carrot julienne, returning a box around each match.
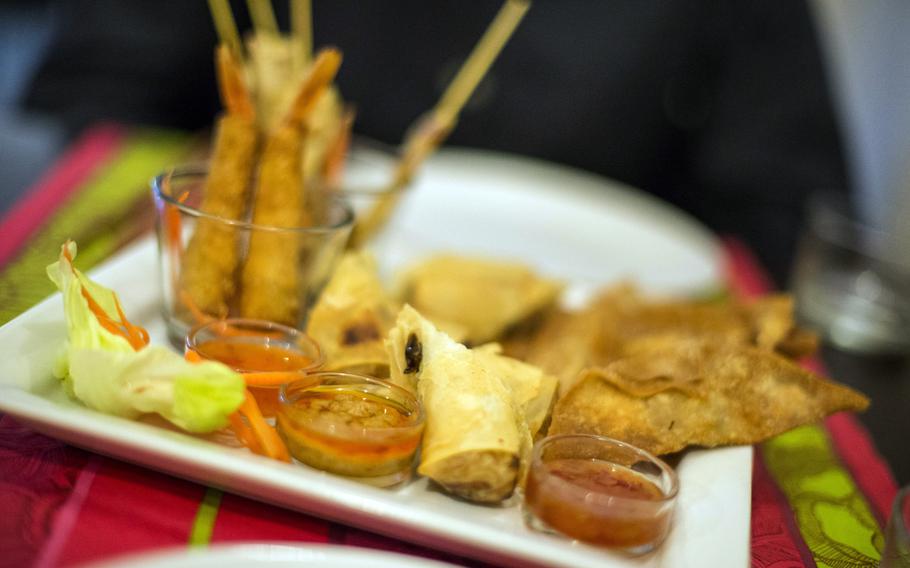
[229,411,262,453]
[240,371,309,387]
[63,243,150,351]
[232,390,291,462]
[184,349,204,363]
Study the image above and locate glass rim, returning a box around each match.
[185,317,325,374]
[151,165,355,235]
[531,434,680,504]
[278,371,425,437]
[806,191,908,267]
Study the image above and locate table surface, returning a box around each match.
[0,125,904,568]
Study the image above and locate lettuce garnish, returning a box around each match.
[46,241,244,432]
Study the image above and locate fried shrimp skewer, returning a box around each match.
[178,46,258,321]
[239,49,342,326]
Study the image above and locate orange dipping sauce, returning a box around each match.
[194,340,312,372]
[194,340,317,416]
[523,435,677,553]
[186,319,324,416]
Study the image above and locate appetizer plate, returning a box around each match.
[0,149,749,568]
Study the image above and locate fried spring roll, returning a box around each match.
[387,305,529,503]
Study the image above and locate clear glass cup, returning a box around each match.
[791,192,910,355]
[522,434,678,555]
[151,166,354,346]
[276,372,424,487]
[882,485,910,567]
[185,318,325,417]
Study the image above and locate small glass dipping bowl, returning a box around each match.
[277,372,424,487]
[151,166,354,346]
[523,434,678,555]
[186,318,324,417]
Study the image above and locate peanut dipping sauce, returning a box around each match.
[276,375,424,483]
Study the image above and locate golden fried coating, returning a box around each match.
[306,251,397,375]
[238,49,342,326]
[507,285,820,396]
[238,122,309,326]
[548,341,869,455]
[398,255,562,345]
[178,46,257,320]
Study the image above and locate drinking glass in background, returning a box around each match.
[791,192,910,355]
[151,166,354,346]
[881,485,910,568]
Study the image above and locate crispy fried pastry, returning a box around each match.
[549,341,869,455]
[397,255,562,345]
[306,251,396,376]
[178,47,257,320]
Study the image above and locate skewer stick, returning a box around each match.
[207,0,243,57]
[246,0,279,35]
[291,0,314,63]
[434,0,530,127]
[349,0,531,248]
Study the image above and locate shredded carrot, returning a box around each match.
[62,241,150,350]
[229,411,263,454]
[234,390,291,462]
[184,350,204,363]
[179,289,216,327]
[112,295,150,350]
[185,351,272,455]
[241,371,308,387]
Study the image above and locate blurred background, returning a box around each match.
[0,0,885,283]
[0,0,908,476]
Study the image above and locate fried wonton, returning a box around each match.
[549,340,869,455]
[507,285,820,395]
[744,295,818,359]
[397,255,562,345]
[504,306,621,396]
[306,252,396,376]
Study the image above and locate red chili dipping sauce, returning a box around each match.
[524,456,676,551]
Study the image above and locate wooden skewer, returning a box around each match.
[291,0,314,64]
[434,0,530,127]
[246,0,279,36]
[348,0,531,248]
[207,0,243,57]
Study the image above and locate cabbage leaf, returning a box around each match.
[46,242,244,432]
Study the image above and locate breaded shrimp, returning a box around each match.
[238,49,341,325]
[178,46,258,321]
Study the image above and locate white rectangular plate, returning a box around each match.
[0,150,750,567]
